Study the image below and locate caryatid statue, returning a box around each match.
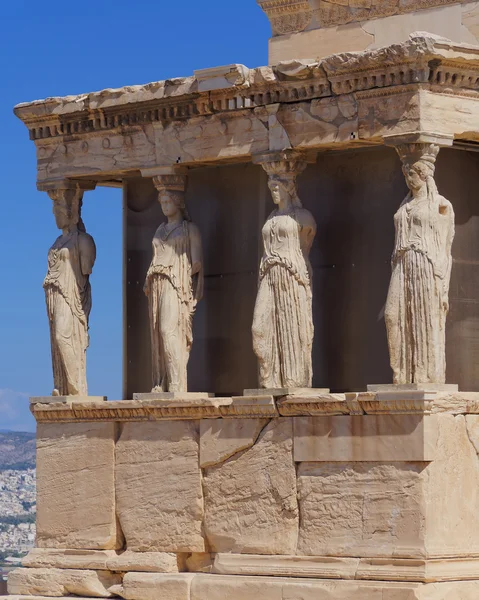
[144,170,203,393]
[44,185,96,396]
[252,154,317,389]
[385,143,455,384]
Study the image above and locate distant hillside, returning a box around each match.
[0,432,35,470]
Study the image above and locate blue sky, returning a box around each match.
[0,1,270,431]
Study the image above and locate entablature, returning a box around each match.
[13,34,479,184]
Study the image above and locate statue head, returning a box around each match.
[398,144,439,196]
[262,156,307,208]
[153,173,191,221]
[268,174,301,207]
[159,190,190,221]
[48,187,84,232]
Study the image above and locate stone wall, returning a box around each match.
[261,0,479,63]
[9,395,479,599]
[125,147,479,396]
[258,0,479,34]
[313,0,478,28]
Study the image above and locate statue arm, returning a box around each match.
[188,223,203,275]
[443,200,455,310]
[79,233,96,276]
[298,209,317,257]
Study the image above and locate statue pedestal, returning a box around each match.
[244,387,330,397]
[30,395,107,404]
[6,391,479,599]
[132,392,214,401]
[368,383,459,392]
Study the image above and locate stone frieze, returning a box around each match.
[258,0,479,33]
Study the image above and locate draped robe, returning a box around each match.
[252,207,314,388]
[385,192,455,384]
[44,230,95,396]
[145,221,203,392]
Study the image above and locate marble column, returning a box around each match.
[39,180,97,397]
[384,134,455,386]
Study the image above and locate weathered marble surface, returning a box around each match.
[13,35,479,184]
[7,568,120,598]
[106,551,183,574]
[203,418,298,554]
[10,405,479,600]
[190,574,479,600]
[258,0,479,33]
[293,414,438,462]
[22,549,116,571]
[115,421,204,552]
[44,185,96,397]
[385,142,455,384]
[144,167,203,393]
[199,418,268,468]
[260,0,479,63]
[36,423,120,550]
[252,152,316,389]
[6,575,479,600]
[119,573,194,600]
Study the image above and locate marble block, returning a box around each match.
[22,549,116,571]
[367,384,459,392]
[132,392,214,401]
[293,415,438,462]
[199,418,269,468]
[296,414,479,560]
[244,388,330,397]
[7,568,120,598]
[36,423,120,550]
[202,418,298,554]
[115,421,205,553]
[191,574,479,600]
[30,396,106,404]
[120,573,194,600]
[106,551,183,573]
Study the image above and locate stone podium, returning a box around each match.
[7,0,479,597]
[7,391,479,599]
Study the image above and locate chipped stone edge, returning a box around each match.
[13,34,479,142]
[28,391,479,422]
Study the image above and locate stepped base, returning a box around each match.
[4,574,479,599]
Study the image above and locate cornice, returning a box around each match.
[30,391,479,422]
[13,35,479,144]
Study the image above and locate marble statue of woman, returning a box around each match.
[385,143,455,384]
[252,158,317,389]
[144,178,203,393]
[44,187,96,396]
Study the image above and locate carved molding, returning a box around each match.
[37,179,96,193]
[14,34,479,149]
[253,149,310,178]
[312,0,477,28]
[257,0,313,35]
[141,166,189,192]
[29,391,479,422]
